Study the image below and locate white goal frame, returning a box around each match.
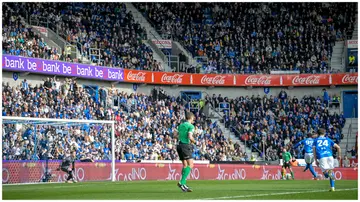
[2,116,116,182]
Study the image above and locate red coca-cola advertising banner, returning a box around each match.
[2,162,357,184]
[124,69,358,87]
[2,55,357,87]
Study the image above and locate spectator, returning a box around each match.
[347,146,357,158]
[99,87,107,108]
[331,94,340,108]
[136,2,356,74]
[290,156,298,167]
[2,5,61,60]
[4,2,157,71]
[323,89,330,107]
[342,155,350,167]
[349,53,355,66]
[279,90,288,100]
[2,78,240,161]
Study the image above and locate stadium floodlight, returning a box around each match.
[2,116,116,184]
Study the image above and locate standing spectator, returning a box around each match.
[323,89,330,107]
[43,78,52,91]
[279,90,287,100]
[21,79,29,92]
[99,87,107,107]
[349,53,355,66]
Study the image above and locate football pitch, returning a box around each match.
[2,180,358,200]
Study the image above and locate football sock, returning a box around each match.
[179,167,185,184]
[67,171,73,180]
[304,164,309,172]
[180,166,191,185]
[308,164,317,178]
[290,171,294,179]
[330,178,335,188]
[324,172,329,179]
[281,168,286,178]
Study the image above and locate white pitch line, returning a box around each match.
[198,188,358,200]
[3,184,85,191]
[3,181,65,186]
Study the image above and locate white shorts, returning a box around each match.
[318,156,334,173]
[304,153,314,164]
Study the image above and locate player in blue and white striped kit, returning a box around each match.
[293,133,318,179]
[313,128,341,192]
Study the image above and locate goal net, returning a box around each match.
[2,117,115,184]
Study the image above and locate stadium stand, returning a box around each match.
[2,5,61,61]
[2,77,345,162]
[1,2,354,164]
[135,2,357,74]
[4,2,164,71]
[2,79,244,162]
[209,91,345,160]
[3,2,357,74]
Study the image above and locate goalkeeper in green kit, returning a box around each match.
[281,148,295,180]
[175,112,196,192]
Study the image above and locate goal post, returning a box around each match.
[2,116,116,184]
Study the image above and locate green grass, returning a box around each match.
[2,180,358,200]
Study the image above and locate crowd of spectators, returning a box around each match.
[136,2,356,74]
[2,77,348,163]
[3,2,358,75]
[5,2,164,71]
[2,77,347,163]
[205,90,345,161]
[2,5,62,61]
[2,78,244,162]
[2,122,112,161]
[343,136,358,167]
[3,2,357,74]
[2,77,349,162]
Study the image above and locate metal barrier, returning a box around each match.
[218,102,230,116]
[147,29,170,70]
[65,44,77,61]
[345,107,356,156]
[189,100,200,113]
[194,56,209,73]
[28,16,67,51]
[29,15,99,64]
[168,55,179,72]
[29,16,49,29]
[89,48,102,65]
[179,62,187,72]
[328,101,341,114]
[135,6,196,68]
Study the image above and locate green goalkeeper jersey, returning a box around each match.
[282,152,292,162]
[177,121,195,144]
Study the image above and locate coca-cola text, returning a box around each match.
[245,76,272,85]
[127,71,146,82]
[201,75,226,85]
[292,75,321,85]
[161,74,183,84]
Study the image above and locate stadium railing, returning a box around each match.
[200,91,254,160]
[345,107,356,156]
